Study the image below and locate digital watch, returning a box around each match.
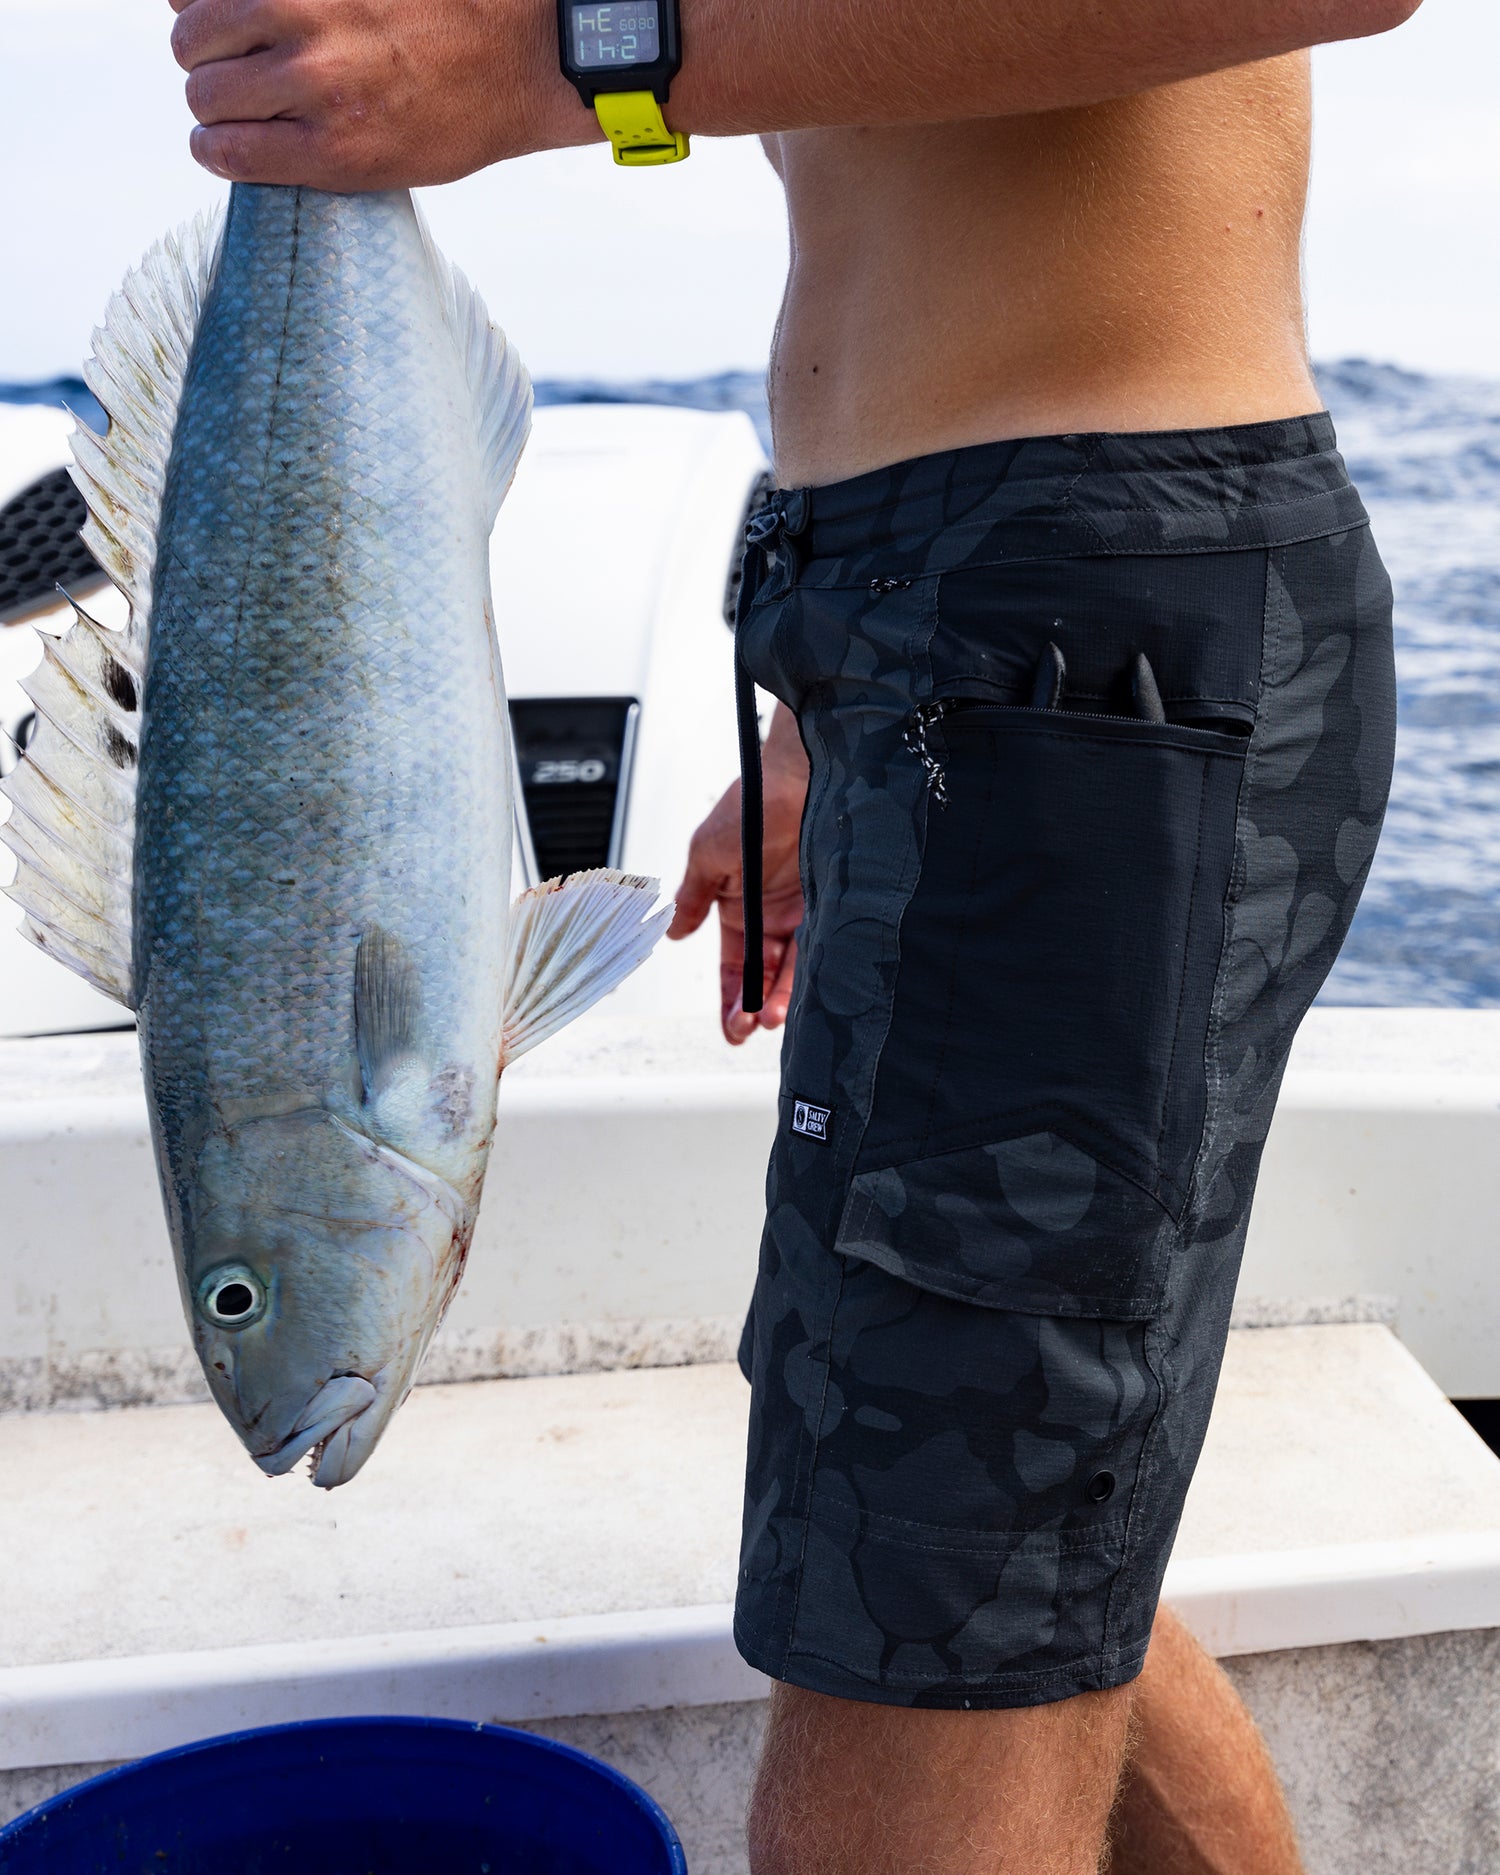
[557,0,689,166]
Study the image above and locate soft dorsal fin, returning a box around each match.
[0,209,224,1007]
[502,869,673,1066]
[415,206,533,525]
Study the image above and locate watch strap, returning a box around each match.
[593,91,690,166]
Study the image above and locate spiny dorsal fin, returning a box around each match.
[415,205,532,525]
[0,209,224,1009]
[501,869,673,1066]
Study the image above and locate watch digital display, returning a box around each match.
[569,2,661,67]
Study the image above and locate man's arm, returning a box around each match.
[172,0,1420,191]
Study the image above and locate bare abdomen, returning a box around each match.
[768,56,1319,485]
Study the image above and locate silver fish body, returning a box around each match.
[144,186,513,1482]
[2,183,670,1486]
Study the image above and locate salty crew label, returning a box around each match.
[791,1099,832,1143]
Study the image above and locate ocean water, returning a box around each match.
[1309,362,1500,1007]
[5,363,1497,1007]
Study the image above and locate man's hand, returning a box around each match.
[669,703,808,1047]
[168,0,594,190]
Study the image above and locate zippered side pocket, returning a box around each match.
[838,682,1251,1314]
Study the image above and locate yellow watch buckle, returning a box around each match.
[594,90,689,166]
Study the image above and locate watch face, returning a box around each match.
[568,2,661,69]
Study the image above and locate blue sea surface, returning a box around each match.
[5,363,1497,1006]
[1308,363,1500,1006]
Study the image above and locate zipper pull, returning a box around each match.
[904,699,955,807]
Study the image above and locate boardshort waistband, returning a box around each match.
[750,412,1367,587]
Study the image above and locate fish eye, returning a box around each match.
[197,1265,267,1330]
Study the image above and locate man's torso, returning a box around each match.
[764,55,1319,486]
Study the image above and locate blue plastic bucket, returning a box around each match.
[0,1715,689,1873]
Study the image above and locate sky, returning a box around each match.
[0,0,1496,384]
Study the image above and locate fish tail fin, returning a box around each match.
[501,868,672,1065]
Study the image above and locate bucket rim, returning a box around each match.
[0,1711,688,1870]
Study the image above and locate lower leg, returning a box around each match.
[748,1677,1134,1875]
[1107,1605,1304,1875]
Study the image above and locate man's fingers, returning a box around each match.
[186,49,305,125]
[190,117,320,184]
[723,995,757,1047]
[666,871,719,942]
[760,936,798,1029]
[172,0,285,70]
[718,909,756,1044]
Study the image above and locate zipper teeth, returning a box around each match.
[936,698,1252,731]
[905,696,1249,801]
[903,702,952,807]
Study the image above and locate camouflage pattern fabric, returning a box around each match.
[732,416,1396,1708]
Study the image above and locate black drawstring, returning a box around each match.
[735,640,765,1015]
[732,500,799,1017]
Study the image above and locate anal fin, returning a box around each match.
[502,868,672,1065]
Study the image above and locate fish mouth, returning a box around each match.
[254,1374,377,1482]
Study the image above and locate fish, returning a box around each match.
[0,184,671,1487]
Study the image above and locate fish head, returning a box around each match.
[185,1109,470,1488]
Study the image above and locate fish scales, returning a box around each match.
[141,186,508,1182]
[2,182,673,1486]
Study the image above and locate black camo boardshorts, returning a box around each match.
[731,415,1397,1709]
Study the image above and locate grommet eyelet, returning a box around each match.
[1087,1470,1116,1504]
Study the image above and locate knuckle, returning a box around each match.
[320,128,378,189]
[183,66,215,117]
[293,42,336,95]
[211,125,253,176]
[171,4,215,67]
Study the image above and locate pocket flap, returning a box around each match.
[836,1132,1173,1319]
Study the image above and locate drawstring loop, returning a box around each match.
[733,493,807,1016]
[735,640,765,1015]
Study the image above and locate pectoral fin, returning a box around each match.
[354,925,422,1103]
[501,868,672,1066]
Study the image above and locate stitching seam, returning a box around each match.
[800,512,1372,590]
[835,1510,1129,1551]
[1156,756,1212,1167]
[778,1253,847,1678]
[777,1637,1152,1694]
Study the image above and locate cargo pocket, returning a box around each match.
[838,700,1249,1316]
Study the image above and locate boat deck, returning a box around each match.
[5,1324,1500,1797]
[4,1005,1500,1870]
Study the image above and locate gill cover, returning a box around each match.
[189,1109,469,1486]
